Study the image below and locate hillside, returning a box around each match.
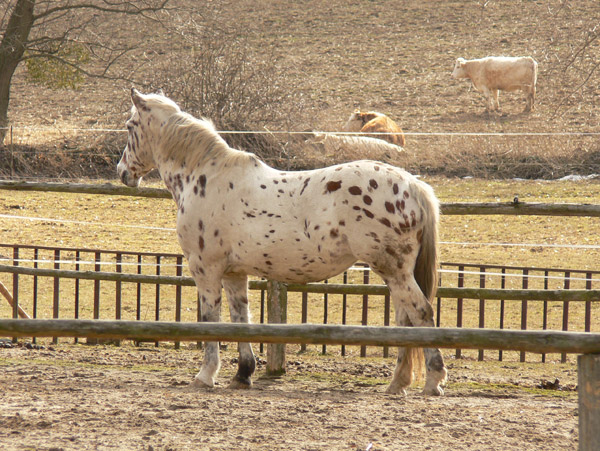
[4,0,600,179]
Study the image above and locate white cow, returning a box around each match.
[451,56,538,112]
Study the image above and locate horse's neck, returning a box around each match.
[159,163,191,207]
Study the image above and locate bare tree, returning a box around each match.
[0,0,170,144]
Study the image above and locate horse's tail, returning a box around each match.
[398,178,439,384]
[412,178,440,304]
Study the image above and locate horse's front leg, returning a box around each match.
[223,273,256,388]
[189,264,224,388]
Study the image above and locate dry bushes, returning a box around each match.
[244,133,600,180]
[147,12,306,166]
[398,135,600,179]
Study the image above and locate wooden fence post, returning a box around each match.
[266,280,287,375]
[578,353,600,451]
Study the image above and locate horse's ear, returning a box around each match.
[131,88,145,110]
[156,88,165,96]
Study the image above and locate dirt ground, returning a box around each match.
[1,340,578,451]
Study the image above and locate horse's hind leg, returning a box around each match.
[223,273,256,389]
[388,277,447,396]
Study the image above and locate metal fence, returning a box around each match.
[1,242,599,362]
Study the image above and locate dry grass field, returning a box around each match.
[1,1,599,449]
[3,0,600,178]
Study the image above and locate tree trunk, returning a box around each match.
[0,0,36,145]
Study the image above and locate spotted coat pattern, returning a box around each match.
[117,89,447,396]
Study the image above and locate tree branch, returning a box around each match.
[33,0,171,21]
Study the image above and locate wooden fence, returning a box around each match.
[1,252,599,359]
[1,181,599,362]
[0,317,599,451]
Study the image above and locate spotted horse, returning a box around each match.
[117,89,447,396]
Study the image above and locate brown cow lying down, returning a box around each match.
[342,110,405,147]
[451,56,538,112]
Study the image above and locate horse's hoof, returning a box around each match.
[191,376,214,389]
[422,386,444,396]
[228,377,252,389]
[385,385,407,396]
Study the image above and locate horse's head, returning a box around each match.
[117,88,180,187]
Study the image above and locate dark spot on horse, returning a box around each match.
[198,174,207,197]
[314,225,320,230]
[273,180,279,184]
[402,244,413,254]
[339,220,346,226]
[363,209,374,219]
[385,201,395,213]
[352,206,361,211]
[300,177,311,195]
[356,215,362,221]
[417,229,423,243]
[325,180,342,193]
[229,182,234,189]
[260,184,267,189]
[278,189,284,194]
[199,236,205,251]
[393,183,399,195]
[385,246,397,257]
[348,186,362,195]
[369,179,378,189]
[368,231,380,243]
[379,217,392,228]
[282,178,287,183]
[198,220,204,231]
[363,195,372,205]
[330,228,339,238]
[246,212,255,218]
[214,229,219,237]
[265,261,272,266]
[404,190,410,199]
[193,186,198,195]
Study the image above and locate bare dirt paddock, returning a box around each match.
[1,341,578,451]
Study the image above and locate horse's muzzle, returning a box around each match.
[118,168,140,188]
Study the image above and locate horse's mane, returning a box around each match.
[309,132,404,154]
[158,107,254,170]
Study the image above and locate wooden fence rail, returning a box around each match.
[1,319,599,451]
[2,180,600,217]
[1,263,598,302]
[1,319,599,354]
